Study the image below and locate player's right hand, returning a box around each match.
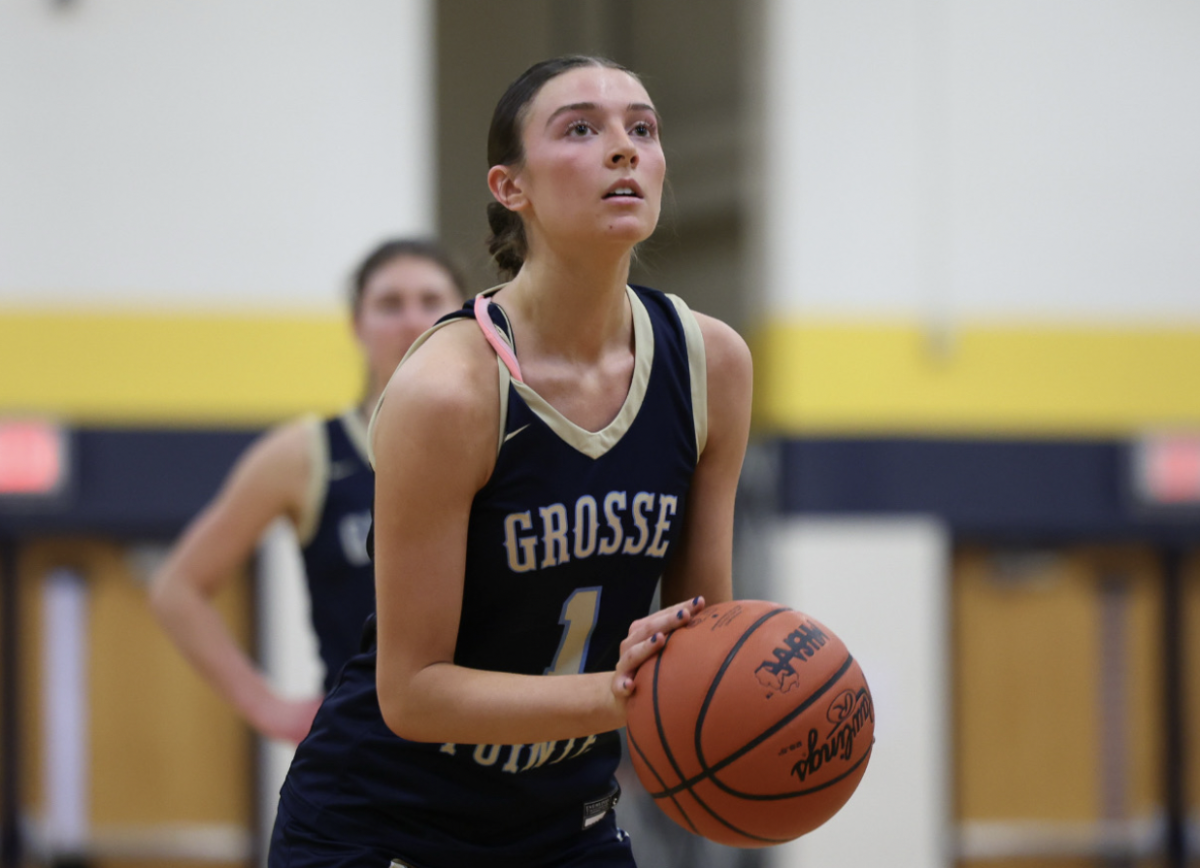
[611,596,706,701]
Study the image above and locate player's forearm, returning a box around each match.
[378,662,624,745]
[149,576,275,726]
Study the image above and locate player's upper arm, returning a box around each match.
[661,313,752,606]
[696,313,753,468]
[370,322,499,702]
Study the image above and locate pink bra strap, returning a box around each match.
[474,295,524,382]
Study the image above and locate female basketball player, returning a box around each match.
[269,56,752,867]
[150,239,465,743]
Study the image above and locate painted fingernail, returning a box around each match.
[692,596,700,605]
[650,633,657,644]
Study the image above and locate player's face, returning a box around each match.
[511,66,664,254]
[354,256,460,384]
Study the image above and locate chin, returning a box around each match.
[601,218,657,245]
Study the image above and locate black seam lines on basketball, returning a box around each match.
[650,651,858,800]
[633,642,701,836]
[654,778,796,845]
[646,654,789,848]
[709,741,875,804]
[627,719,702,836]
[699,653,863,801]
[693,606,791,771]
[639,685,867,849]
[642,607,798,846]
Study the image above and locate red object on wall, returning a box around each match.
[1134,433,1200,506]
[0,420,66,496]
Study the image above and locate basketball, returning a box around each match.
[626,600,874,847]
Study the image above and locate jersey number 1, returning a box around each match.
[545,587,601,675]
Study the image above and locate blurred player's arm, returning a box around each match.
[659,313,752,609]
[149,420,322,743]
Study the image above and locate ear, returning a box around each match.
[488,164,528,213]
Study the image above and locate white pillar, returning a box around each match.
[765,517,951,868]
[256,519,323,857]
[42,567,90,859]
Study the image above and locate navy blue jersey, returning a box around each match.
[274,286,708,868]
[297,412,376,692]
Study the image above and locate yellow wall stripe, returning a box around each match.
[0,310,361,425]
[754,319,1200,436]
[6,310,1200,435]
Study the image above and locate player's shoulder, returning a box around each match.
[693,312,751,377]
[390,315,497,408]
[637,285,745,360]
[241,413,318,477]
[371,313,501,458]
[212,415,316,519]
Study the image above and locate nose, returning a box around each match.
[608,130,638,168]
[401,307,432,334]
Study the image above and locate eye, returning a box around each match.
[374,294,402,313]
[630,121,656,138]
[567,120,594,137]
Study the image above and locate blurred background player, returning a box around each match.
[150,239,465,743]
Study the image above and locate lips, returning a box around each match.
[603,180,643,199]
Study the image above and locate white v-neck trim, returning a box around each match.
[508,285,653,460]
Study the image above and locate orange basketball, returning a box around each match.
[626,600,874,847]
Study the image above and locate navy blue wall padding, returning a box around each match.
[777,437,1200,545]
[0,427,260,538]
[3,428,1199,546]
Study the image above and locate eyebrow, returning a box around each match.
[544,102,659,128]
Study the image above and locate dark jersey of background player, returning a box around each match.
[150,239,464,743]
[267,55,753,868]
[295,409,374,692]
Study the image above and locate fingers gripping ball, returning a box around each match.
[626,600,874,847]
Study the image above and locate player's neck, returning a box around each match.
[503,250,632,361]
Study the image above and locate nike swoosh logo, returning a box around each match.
[503,424,531,443]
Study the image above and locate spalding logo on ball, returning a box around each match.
[626,600,874,847]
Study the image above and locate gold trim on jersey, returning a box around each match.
[477,285,515,458]
[369,285,656,465]
[295,413,327,547]
[366,295,508,468]
[666,293,708,458]
[338,408,372,467]
[494,356,513,458]
[504,285,653,460]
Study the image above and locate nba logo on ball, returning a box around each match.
[626,600,874,846]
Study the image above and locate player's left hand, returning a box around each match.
[611,596,706,700]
